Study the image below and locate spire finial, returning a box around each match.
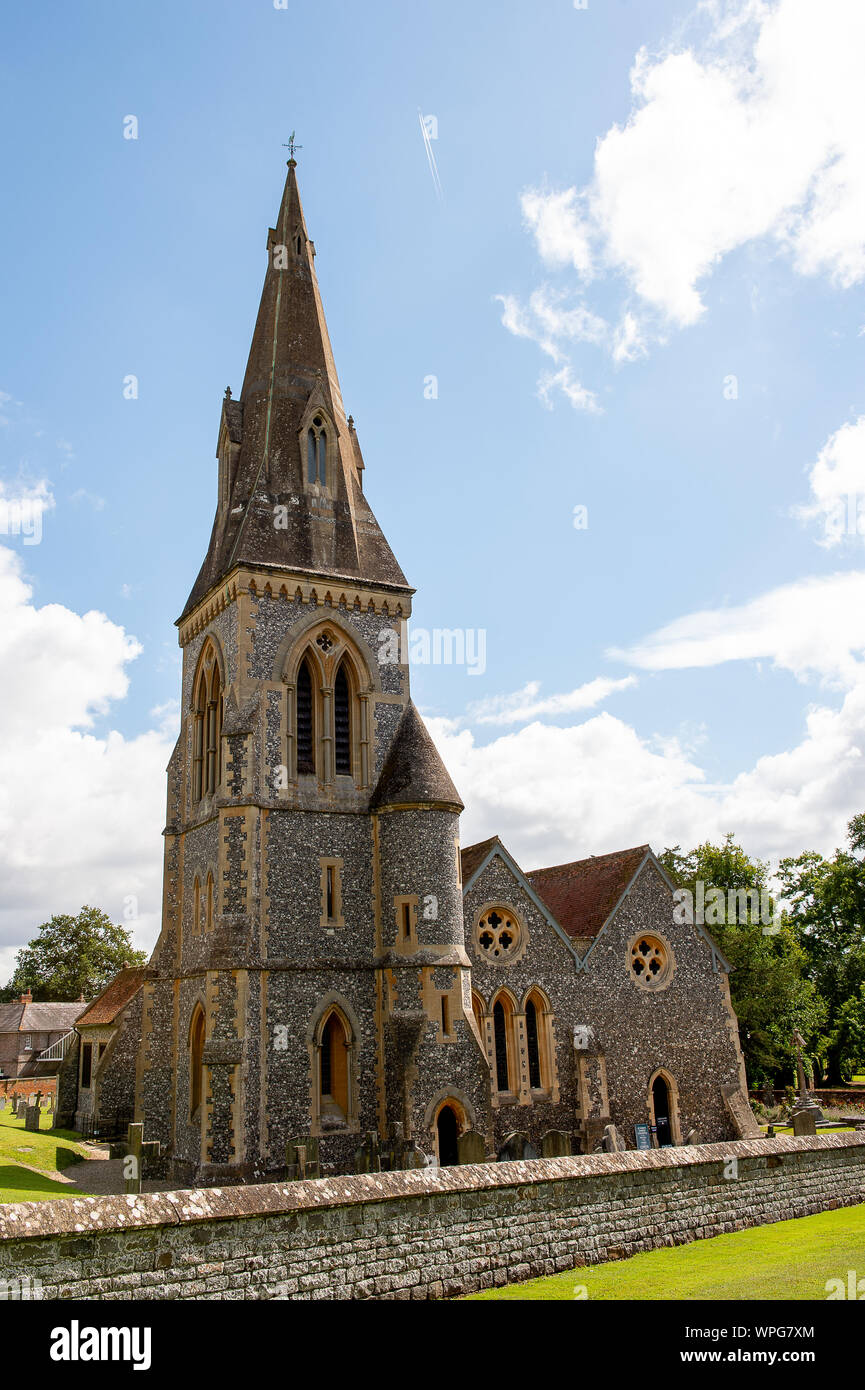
[283,131,302,165]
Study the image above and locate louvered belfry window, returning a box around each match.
[334,664,351,774]
[296,659,315,774]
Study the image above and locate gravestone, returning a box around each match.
[541,1129,572,1158]
[497,1131,538,1162]
[456,1129,487,1165]
[286,1136,321,1180]
[685,1128,703,1146]
[721,1083,763,1139]
[792,1108,817,1137]
[24,1104,40,1133]
[16,1098,27,1119]
[0,1098,6,1111]
[602,1123,625,1153]
[353,1131,381,1174]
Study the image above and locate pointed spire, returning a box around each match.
[180,159,409,622]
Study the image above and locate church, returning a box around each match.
[61,157,757,1184]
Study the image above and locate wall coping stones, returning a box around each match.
[1,1132,862,1245]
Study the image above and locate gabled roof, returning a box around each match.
[0,1004,23,1033]
[74,968,152,1028]
[20,1001,87,1032]
[459,835,583,966]
[527,845,651,942]
[371,702,463,811]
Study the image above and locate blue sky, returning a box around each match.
[2,0,865,963]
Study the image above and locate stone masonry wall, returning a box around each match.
[0,1134,862,1300]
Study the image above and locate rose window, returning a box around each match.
[629,935,672,989]
[476,908,520,961]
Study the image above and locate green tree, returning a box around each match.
[2,906,146,1002]
[778,814,865,1084]
[660,835,822,1086]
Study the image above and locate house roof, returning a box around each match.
[526,845,652,941]
[0,1001,87,1034]
[20,1002,87,1032]
[74,968,151,1028]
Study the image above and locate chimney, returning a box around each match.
[20,991,32,1005]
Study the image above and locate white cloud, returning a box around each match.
[468,675,637,726]
[537,364,602,414]
[0,547,173,967]
[503,0,865,397]
[794,414,865,546]
[609,570,865,688]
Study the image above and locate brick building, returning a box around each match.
[79,157,755,1183]
[0,993,84,1081]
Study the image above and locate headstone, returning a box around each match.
[125,1122,144,1193]
[286,1136,320,1180]
[634,1123,652,1151]
[540,1129,572,1159]
[792,1108,817,1137]
[685,1128,703,1146]
[602,1123,625,1153]
[24,1104,40,1133]
[721,1083,763,1139]
[353,1130,381,1174]
[0,1098,6,1111]
[16,1098,27,1119]
[497,1131,537,1162]
[456,1129,487,1165]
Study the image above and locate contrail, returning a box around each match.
[418,109,443,201]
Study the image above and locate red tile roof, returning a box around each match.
[527,845,651,940]
[460,837,501,885]
[75,968,152,1028]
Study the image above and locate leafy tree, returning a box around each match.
[660,835,822,1085]
[778,814,865,1084]
[2,906,146,1003]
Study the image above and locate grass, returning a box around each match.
[0,1110,89,1203]
[466,1203,865,1300]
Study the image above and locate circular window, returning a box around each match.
[475,906,524,964]
[628,934,674,990]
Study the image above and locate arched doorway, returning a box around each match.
[652,1074,674,1147]
[436,1104,459,1167]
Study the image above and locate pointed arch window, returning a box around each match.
[205,873,214,934]
[306,416,327,487]
[192,646,222,802]
[334,662,351,775]
[192,877,201,936]
[493,998,513,1093]
[190,1006,206,1117]
[525,997,542,1090]
[296,658,315,774]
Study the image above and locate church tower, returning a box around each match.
[137,157,490,1183]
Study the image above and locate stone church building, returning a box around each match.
[72,158,756,1184]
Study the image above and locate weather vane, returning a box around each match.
[283,131,302,160]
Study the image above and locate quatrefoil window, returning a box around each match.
[628,935,672,990]
[476,908,521,961]
[316,632,334,654]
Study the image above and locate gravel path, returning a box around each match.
[61,1156,176,1196]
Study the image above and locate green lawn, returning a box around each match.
[466,1202,865,1300]
[0,1110,88,1203]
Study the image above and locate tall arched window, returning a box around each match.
[525,998,542,1090]
[190,1006,206,1116]
[205,873,214,933]
[192,645,222,802]
[306,416,327,486]
[334,663,351,775]
[296,658,315,774]
[192,877,201,936]
[493,998,512,1093]
[320,1009,349,1119]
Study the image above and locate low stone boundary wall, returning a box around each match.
[1,1133,863,1300]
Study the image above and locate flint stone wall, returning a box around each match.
[1,1133,862,1301]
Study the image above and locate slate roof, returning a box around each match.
[180,161,409,623]
[20,1002,87,1031]
[371,702,463,811]
[75,968,152,1028]
[527,845,651,941]
[0,1004,24,1033]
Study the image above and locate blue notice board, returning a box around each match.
[634,1124,652,1150]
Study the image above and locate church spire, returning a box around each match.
[180,157,409,622]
